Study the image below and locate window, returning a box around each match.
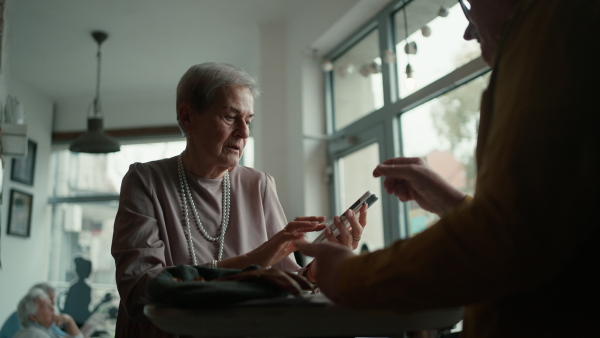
[324,0,490,243]
[401,73,490,235]
[394,1,480,98]
[332,28,383,130]
[339,143,385,252]
[48,141,187,315]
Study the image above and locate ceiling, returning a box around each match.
[6,0,364,129]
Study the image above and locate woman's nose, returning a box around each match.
[463,23,479,41]
[236,120,250,139]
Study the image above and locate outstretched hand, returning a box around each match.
[247,216,326,268]
[373,157,466,216]
[296,241,355,303]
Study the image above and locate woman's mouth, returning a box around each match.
[225,144,241,152]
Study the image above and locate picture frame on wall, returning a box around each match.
[11,139,37,186]
[7,189,33,238]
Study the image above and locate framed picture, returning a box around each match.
[11,139,37,185]
[7,189,33,237]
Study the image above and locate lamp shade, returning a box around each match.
[69,30,120,154]
[69,117,120,153]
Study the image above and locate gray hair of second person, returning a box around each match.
[30,282,56,298]
[176,62,261,136]
[16,287,50,327]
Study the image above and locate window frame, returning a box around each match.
[324,0,490,243]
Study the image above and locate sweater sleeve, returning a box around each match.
[111,164,167,322]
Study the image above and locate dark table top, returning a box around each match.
[144,294,463,337]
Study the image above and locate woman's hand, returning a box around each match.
[373,157,466,216]
[323,203,367,250]
[245,216,326,268]
[53,313,81,337]
[296,241,355,303]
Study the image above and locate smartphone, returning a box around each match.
[312,190,378,243]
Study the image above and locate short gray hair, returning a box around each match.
[30,283,56,298]
[176,62,260,134]
[17,288,50,328]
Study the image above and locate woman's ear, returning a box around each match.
[177,103,194,134]
[28,313,37,323]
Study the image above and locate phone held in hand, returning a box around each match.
[312,190,378,243]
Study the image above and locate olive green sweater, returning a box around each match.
[338,0,600,336]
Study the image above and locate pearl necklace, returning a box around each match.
[177,154,230,265]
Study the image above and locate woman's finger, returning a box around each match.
[293,216,326,223]
[358,203,368,228]
[334,215,353,247]
[345,209,364,250]
[285,221,326,233]
[383,176,401,194]
[324,226,338,243]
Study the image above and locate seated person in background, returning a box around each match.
[14,288,82,338]
[1,283,67,338]
[298,0,600,337]
[111,62,367,337]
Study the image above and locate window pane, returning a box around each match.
[333,29,383,130]
[339,143,384,252]
[241,136,255,168]
[47,140,191,335]
[48,201,120,335]
[49,202,119,284]
[400,73,490,235]
[395,1,480,98]
[51,141,186,197]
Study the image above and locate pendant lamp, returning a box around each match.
[69,31,120,153]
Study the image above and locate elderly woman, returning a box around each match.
[111,62,367,337]
[14,288,82,338]
[1,283,67,338]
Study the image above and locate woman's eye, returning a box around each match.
[246,120,252,126]
[225,115,235,120]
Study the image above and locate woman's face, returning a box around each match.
[182,86,254,177]
[465,0,520,65]
[30,297,55,329]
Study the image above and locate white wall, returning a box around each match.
[0,78,54,322]
[0,0,55,322]
[257,0,377,221]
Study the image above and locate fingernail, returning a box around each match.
[334,216,341,222]
[347,209,354,217]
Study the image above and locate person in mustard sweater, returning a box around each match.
[298,0,600,337]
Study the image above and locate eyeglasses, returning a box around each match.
[458,0,479,40]
[458,0,471,21]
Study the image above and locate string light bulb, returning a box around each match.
[401,2,416,91]
[438,5,449,17]
[405,63,416,90]
[421,25,432,37]
[322,59,334,72]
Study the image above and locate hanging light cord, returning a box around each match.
[403,0,411,65]
[94,41,103,116]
